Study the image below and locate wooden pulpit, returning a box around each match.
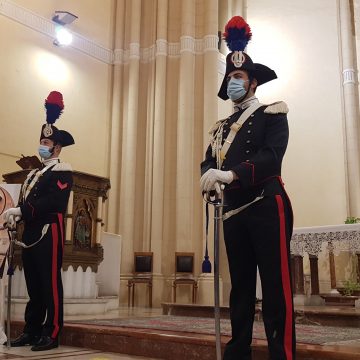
[2,169,111,272]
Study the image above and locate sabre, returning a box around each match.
[203,185,225,360]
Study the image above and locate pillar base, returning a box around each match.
[355,298,360,308]
[197,273,223,306]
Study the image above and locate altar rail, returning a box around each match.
[290,224,360,296]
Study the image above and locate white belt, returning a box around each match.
[223,195,264,221]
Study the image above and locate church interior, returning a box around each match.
[1,0,360,359]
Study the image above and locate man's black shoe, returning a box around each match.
[10,333,40,347]
[31,336,58,351]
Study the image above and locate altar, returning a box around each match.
[290,223,360,306]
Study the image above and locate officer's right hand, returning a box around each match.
[3,207,22,222]
[200,169,234,193]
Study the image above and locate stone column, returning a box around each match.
[291,255,304,305]
[307,254,325,305]
[175,0,196,251]
[338,0,360,216]
[148,0,169,307]
[107,0,125,234]
[329,252,338,291]
[293,255,305,295]
[117,0,142,304]
[198,0,221,304]
[309,255,320,295]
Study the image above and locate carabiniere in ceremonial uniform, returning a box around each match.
[200,16,295,360]
[4,91,74,351]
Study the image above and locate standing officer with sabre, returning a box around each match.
[200,16,295,360]
[3,91,74,351]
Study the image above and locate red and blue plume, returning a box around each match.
[44,91,64,124]
[223,16,252,52]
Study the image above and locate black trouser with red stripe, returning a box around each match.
[22,220,64,339]
[222,193,295,360]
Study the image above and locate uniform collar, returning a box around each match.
[233,96,259,112]
[42,157,60,168]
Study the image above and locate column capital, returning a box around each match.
[343,68,356,85]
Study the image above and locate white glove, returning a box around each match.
[3,207,22,229]
[3,207,22,222]
[4,215,16,229]
[200,169,234,193]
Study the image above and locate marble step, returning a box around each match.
[162,302,360,328]
[8,320,360,360]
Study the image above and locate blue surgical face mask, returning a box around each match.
[227,78,249,102]
[38,145,53,159]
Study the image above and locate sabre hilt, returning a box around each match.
[202,183,226,207]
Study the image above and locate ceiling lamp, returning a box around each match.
[52,11,78,46]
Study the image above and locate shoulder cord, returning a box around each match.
[218,103,263,168]
[22,163,54,201]
[17,164,54,248]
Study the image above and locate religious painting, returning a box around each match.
[73,207,92,249]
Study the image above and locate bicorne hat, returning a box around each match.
[218,16,277,100]
[40,91,75,147]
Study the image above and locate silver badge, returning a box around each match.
[231,51,245,68]
[43,124,53,137]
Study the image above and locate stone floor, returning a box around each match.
[0,346,157,359]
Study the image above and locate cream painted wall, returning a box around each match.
[0,1,112,178]
[249,0,347,227]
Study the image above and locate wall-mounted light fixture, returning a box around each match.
[52,11,78,46]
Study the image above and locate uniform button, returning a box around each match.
[250,114,254,117]
[246,140,251,144]
[246,150,250,154]
[249,122,253,125]
[222,165,225,169]
[246,159,250,162]
[247,130,251,134]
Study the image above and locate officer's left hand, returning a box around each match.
[200,169,234,193]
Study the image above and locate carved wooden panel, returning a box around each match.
[3,169,110,272]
